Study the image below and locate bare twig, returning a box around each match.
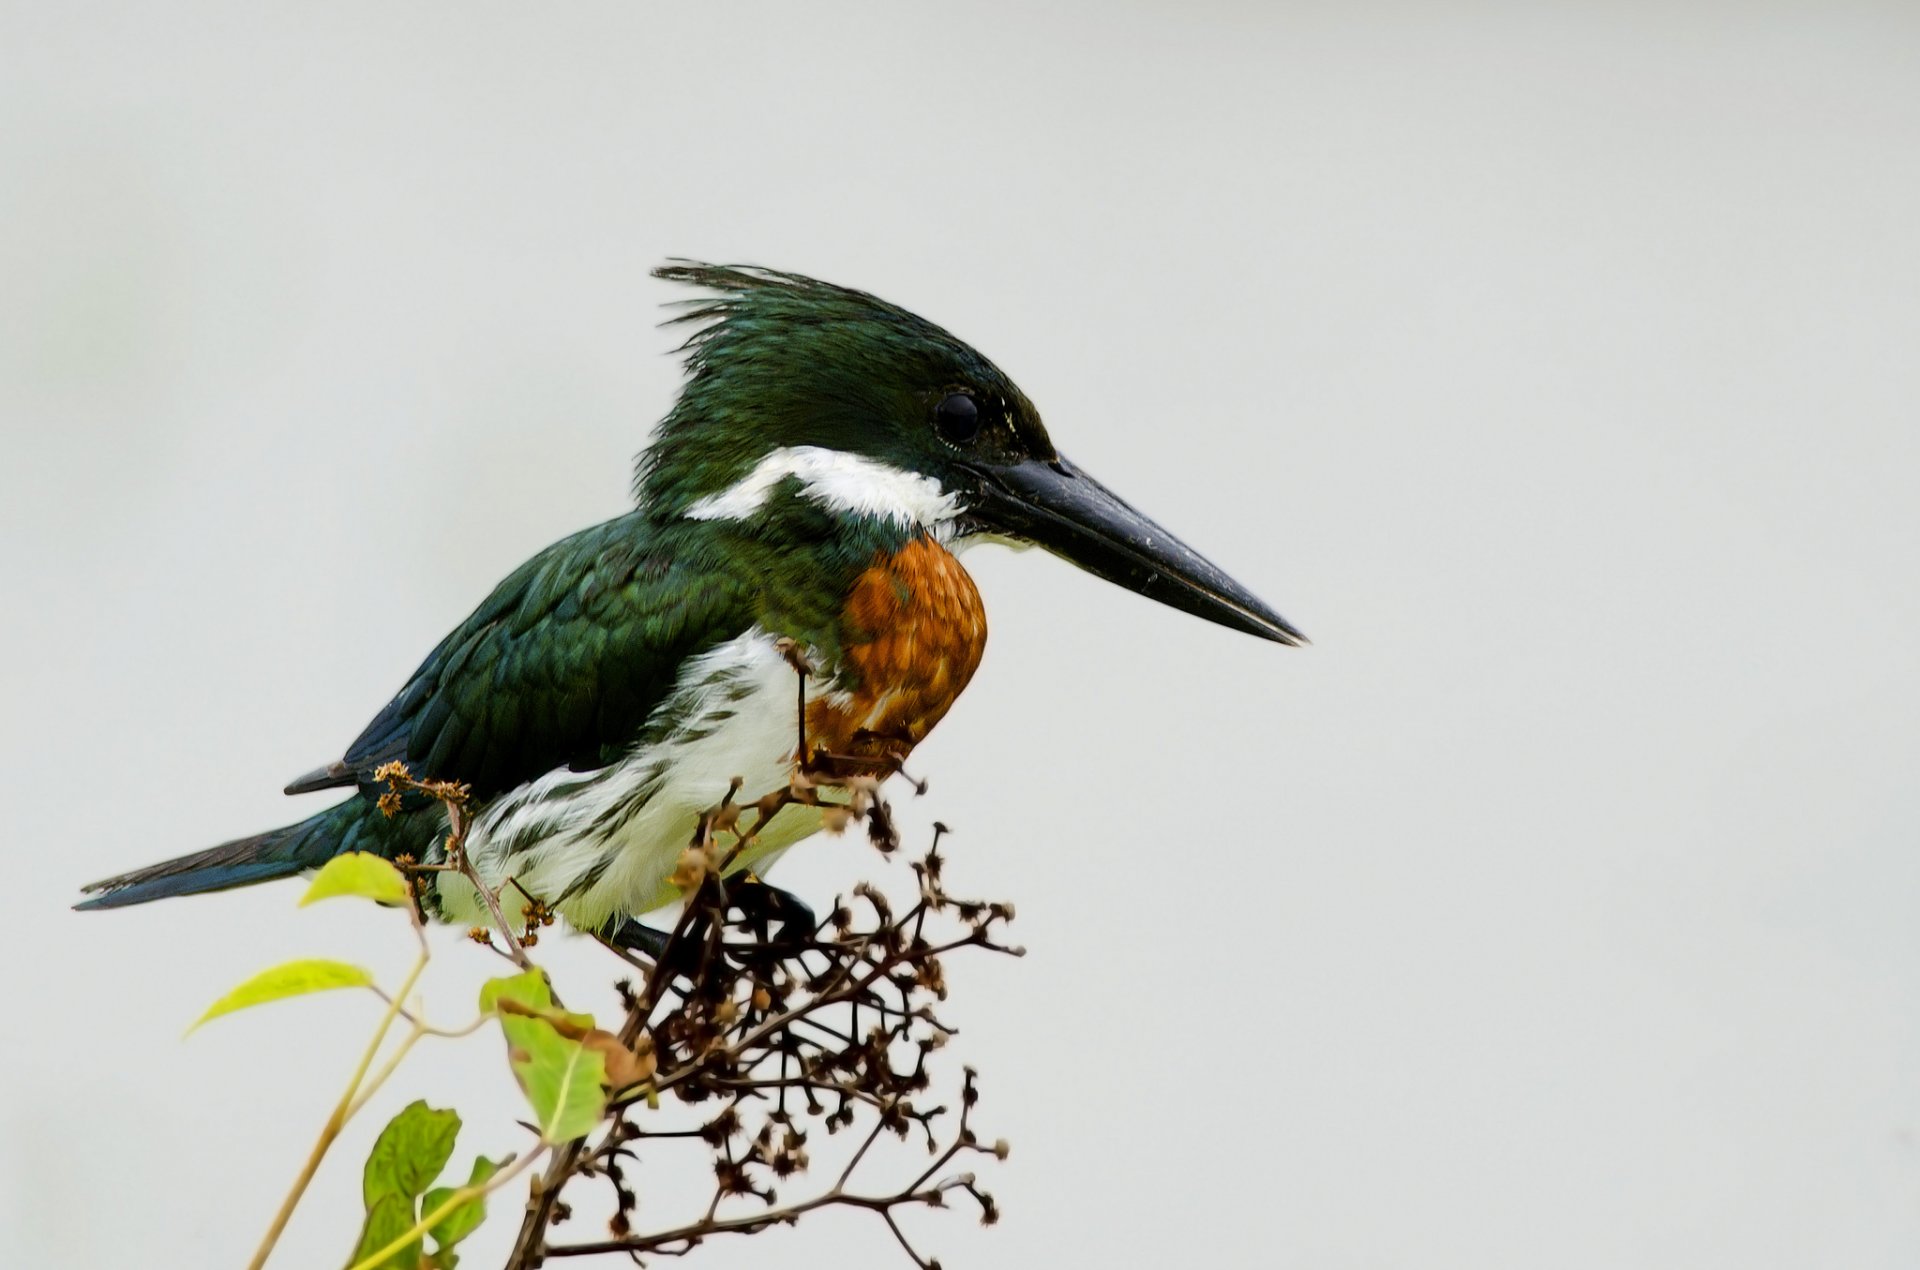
[377,762,540,971]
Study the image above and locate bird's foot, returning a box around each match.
[600,875,817,970]
[720,872,818,946]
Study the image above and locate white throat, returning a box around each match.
[683,445,963,534]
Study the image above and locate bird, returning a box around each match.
[76,263,1304,948]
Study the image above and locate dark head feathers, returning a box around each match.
[634,263,1027,513]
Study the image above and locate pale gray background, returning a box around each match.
[4,3,1918,1267]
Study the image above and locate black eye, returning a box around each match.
[934,392,980,444]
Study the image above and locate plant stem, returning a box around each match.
[344,1025,423,1119]
[447,802,537,972]
[246,946,429,1270]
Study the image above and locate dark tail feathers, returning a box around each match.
[75,806,348,910]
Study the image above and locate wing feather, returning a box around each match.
[298,515,753,800]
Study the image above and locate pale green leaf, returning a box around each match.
[478,968,553,1015]
[363,1100,461,1209]
[500,1012,608,1143]
[483,971,608,1140]
[423,1155,503,1252]
[189,958,373,1033]
[302,852,412,908]
[479,971,593,1031]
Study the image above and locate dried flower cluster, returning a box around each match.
[497,777,1022,1268]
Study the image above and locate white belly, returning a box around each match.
[432,629,838,932]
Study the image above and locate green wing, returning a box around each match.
[294,514,754,800]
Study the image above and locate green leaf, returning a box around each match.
[482,971,608,1140]
[349,1192,419,1270]
[480,970,594,1032]
[423,1155,503,1253]
[302,852,412,907]
[500,1012,608,1142]
[188,958,373,1033]
[478,968,554,1015]
[363,1100,461,1210]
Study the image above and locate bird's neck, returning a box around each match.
[636,442,981,699]
[641,443,961,536]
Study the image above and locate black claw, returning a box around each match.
[724,874,817,939]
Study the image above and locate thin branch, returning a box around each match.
[446,800,537,972]
[247,937,429,1270]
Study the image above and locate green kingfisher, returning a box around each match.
[77,264,1304,944]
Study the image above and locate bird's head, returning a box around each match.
[637,263,1304,645]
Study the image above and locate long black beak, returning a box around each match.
[966,454,1306,645]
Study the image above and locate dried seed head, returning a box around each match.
[669,844,713,891]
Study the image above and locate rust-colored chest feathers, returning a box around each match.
[806,537,988,762]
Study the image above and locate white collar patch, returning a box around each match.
[684,446,963,533]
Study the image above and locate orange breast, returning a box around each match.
[806,536,988,763]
